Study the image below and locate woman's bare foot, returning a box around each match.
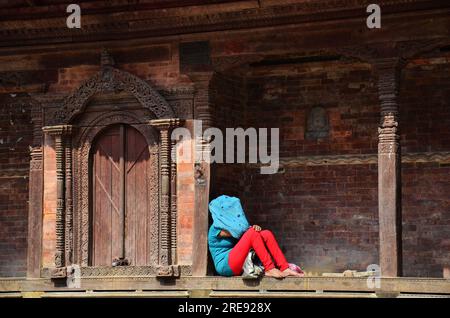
[264,268,285,279]
[282,268,305,277]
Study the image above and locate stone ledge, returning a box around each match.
[1,276,449,296]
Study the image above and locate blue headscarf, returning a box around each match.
[209,195,250,239]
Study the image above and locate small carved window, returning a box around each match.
[305,106,329,140]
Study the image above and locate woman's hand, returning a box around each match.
[252,225,262,232]
[218,229,232,238]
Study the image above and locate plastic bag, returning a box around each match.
[242,249,264,279]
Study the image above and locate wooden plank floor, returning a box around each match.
[1,276,449,298]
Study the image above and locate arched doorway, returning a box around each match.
[36,55,187,277]
[90,124,153,266]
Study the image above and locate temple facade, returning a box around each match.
[0,0,449,296]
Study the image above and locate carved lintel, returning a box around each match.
[51,61,175,125]
[334,39,447,65]
[42,264,192,277]
[3,4,449,48]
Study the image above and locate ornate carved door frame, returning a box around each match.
[72,112,160,268]
[38,51,184,278]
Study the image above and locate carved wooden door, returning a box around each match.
[91,124,151,266]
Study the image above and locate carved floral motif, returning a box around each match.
[50,65,174,125]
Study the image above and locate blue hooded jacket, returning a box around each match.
[209,195,250,239]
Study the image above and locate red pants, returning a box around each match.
[228,228,289,275]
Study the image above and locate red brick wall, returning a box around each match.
[245,60,379,156]
[211,55,450,276]
[400,55,450,277]
[210,72,247,200]
[176,120,196,265]
[244,61,380,273]
[402,162,450,277]
[0,45,448,277]
[0,94,32,277]
[210,60,381,273]
[401,55,450,153]
[244,164,379,273]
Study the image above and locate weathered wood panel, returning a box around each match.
[92,124,153,266]
[125,126,151,266]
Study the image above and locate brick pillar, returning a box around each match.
[150,118,182,277]
[375,58,405,277]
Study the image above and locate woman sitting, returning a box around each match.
[208,223,304,278]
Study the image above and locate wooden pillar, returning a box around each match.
[150,118,182,276]
[375,58,404,277]
[190,73,214,276]
[42,125,73,275]
[55,133,65,268]
[64,127,75,266]
[27,103,44,278]
[170,138,178,265]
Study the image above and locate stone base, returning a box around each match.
[157,265,181,278]
[50,267,67,279]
